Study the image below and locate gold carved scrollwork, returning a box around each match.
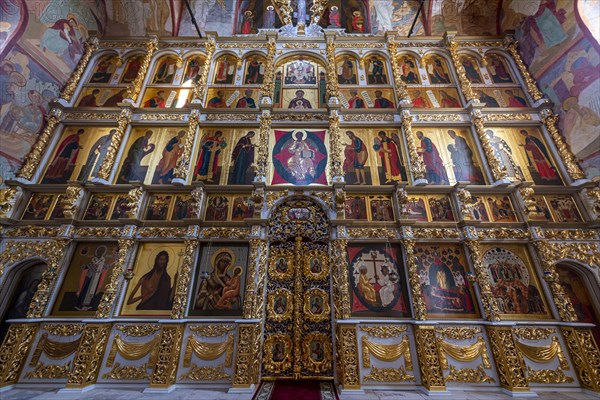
[485,113,532,121]
[303,332,332,374]
[183,333,234,368]
[171,239,199,319]
[402,239,427,320]
[503,37,543,101]
[267,288,294,322]
[559,327,600,391]
[343,114,395,122]
[140,113,186,121]
[362,335,412,369]
[479,227,529,240]
[17,114,61,180]
[139,227,187,238]
[543,229,598,240]
[126,38,158,101]
[97,110,131,180]
[96,238,135,318]
[401,111,426,180]
[0,239,68,287]
[332,239,351,320]
[189,325,235,337]
[415,114,461,122]
[464,238,501,321]
[0,187,20,218]
[526,367,574,384]
[180,363,231,381]
[60,37,98,101]
[412,228,461,239]
[513,328,555,341]
[303,288,331,323]
[364,366,415,382]
[75,227,121,238]
[3,227,62,238]
[252,239,269,319]
[486,326,529,391]
[102,363,150,380]
[149,325,184,388]
[326,39,339,101]
[233,323,260,386]
[64,112,116,120]
[348,228,396,239]
[261,37,277,101]
[61,185,83,219]
[471,109,508,181]
[414,326,446,390]
[542,113,585,180]
[200,228,249,239]
[336,325,361,389]
[448,39,476,102]
[43,324,85,336]
[115,324,161,337]
[436,327,481,341]
[26,362,71,380]
[192,38,215,102]
[206,113,257,121]
[0,324,39,385]
[173,113,199,179]
[329,112,343,179]
[386,38,410,102]
[66,324,112,388]
[446,365,495,383]
[360,325,407,338]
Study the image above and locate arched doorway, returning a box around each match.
[261,197,333,380]
[0,261,46,343]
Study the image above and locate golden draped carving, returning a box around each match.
[515,337,569,370]
[361,335,412,369]
[106,334,159,368]
[437,336,491,369]
[30,333,81,365]
[183,333,234,368]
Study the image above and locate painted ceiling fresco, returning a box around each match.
[1,0,598,182]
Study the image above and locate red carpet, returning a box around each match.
[253,380,338,400]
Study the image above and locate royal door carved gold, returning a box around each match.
[262,199,333,379]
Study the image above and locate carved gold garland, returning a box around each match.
[363,366,415,382]
[42,324,85,336]
[361,335,412,369]
[25,361,71,380]
[189,325,236,337]
[437,336,491,370]
[515,336,569,370]
[67,323,112,387]
[485,113,532,121]
[192,38,215,102]
[102,363,150,380]
[343,113,395,121]
[464,238,501,321]
[106,334,160,368]
[402,239,427,320]
[149,325,184,387]
[325,38,339,101]
[503,37,543,101]
[74,227,122,238]
[347,228,396,239]
[414,113,461,122]
[526,367,574,384]
[173,112,200,179]
[448,38,476,102]
[436,327,481,340]
[513,328,555,341]
[445,365,495,383]
[171,239,199,319]
[0,324,39,385]
[96,238,135,318]
[126,38,158,101]
[411,228,461,239]
[180,363,231,381]
[183,334,234,368]
[96,110,131,180]
[233,323,260,386]
[329,111,343,179]
[30,334,81,366]
[386,37,410,102]
[541,112,585,180]
[332,239,351,320]
[401,111,426,180]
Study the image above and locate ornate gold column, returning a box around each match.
[386,35,410,102]
[149,324,184,388]
[66,323,112,388]
[192,37,216,103]
[60,185,84,219]
[244,238,268,319]
[17,113,61,181]
[0,187,21,219]
[540,111,585,181]
[232,323,261,388]
[173,112,200,181]
[401,111,426,182]
[336,324,361,390]
[60,37,99,101]
[561,327,600,392]
[126,38,158,102]
[503,37,543,102]
[255,110,272,182]
[331,238,351,320]
[328,111,343,181]
[414,325,446,391]
[171,239,199,319]
[402,237,427,320]
[0,323,38,387]
[470,108,508,182]
[96,109,132,181]
[261,36,277,101]
[96,237,135,318]
[447,37,476,102]
[325,36,339,101]
[486,326,529,392]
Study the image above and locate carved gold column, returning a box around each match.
[192,37,215,103]
[401,111,426,182]
[126,38,158,102]
[447,37,476,102]
[532,239,578,322]
[232,322,261,388]
[261,37,277,100]
[414,326,445,391]
[96,238,135,318]
[149,324,184,388]
[271,1,292,25]
[171,239,199,319]
[486,326,529,392]
[96,109,132,181]
[27,238,72,318]
[561,327,600,392]
[386,36,410,102]
[0,187,21,219]
[503,37,543,102]
[17,113,61,181]
[336,324,361,390]
[173,112,200,181]
[329,111,343,181]
[61,184,84,219]
[244,238,268,319]
[66,323,112,388]
[0,323,38,387]
[471,108,508,182]
[402,238,427,320]
[325,37,339,101]
[255,111,271,182]
[541,112,585,181]
[331,239,351,319]
[463,228,501,321]
[60,37,99,101]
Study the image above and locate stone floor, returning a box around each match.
[1,387,598,400]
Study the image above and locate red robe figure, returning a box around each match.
[43,129,85,183]
[519,130,559,182]
[416,130,449,184]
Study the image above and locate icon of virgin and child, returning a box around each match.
[194,248,244,313]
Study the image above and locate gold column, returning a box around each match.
[27,238,72,318]
[126,38,158,102]
[402,238,427,320]
[331,239,351,320]
[255,111,272,182]
[486,326,529,392]
[171,239,199,319]
[17,114,61,181]
[325,37,339,101]
[561,327,600,392]
[66,323,112,388]
[0,323,38,387]
[336,324,361,390]
[532,240,578,322]
[96,110,132,181]
[149,324,184,388]
[463,234,501,321]
[471,108,508,182]
[232,322,261,388]
[401,111,426,182]
[192,37,216,103]
[328,111,343,181]
[60,185,84,219]
[414,325,446,391]
[541,112,585,181]
[96,238,135,318]
[386,36,410,102]
[60,37,99,101]
[173,112,200,180]
[503,37,543,101]
[244,238,268,319]
[0,187,20,219]
[261,37,277,100]
[447,37,476,102]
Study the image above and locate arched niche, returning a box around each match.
[181,53,207,85]
[274,54,327,109]
[421,53,454,85]
[119,52,146,84]
[151,53,181,85]
[483,52,516,84]
[87,52,120,84]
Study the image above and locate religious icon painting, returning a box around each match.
[206,88,260,109]
[83,194,114,221]
[338,88,396,109]
[462,195,490,222]
[144,194,173,221]
[283,58,318,85]
[347,244,410,318]
[400,196,428,221]
[413,244,480,318]
[152,55,180,84]
[271,129,329,186]
[482,245,551,319]
[303,332,332,374]
[368,195,395,221]
[182,55,205,83]
[89,54,118,84]
[547,195,582,222]
[110,195,132,220]
[116,127,187,185]
[414,127,486,185]
[407,88,463,109]
[76,87,127,107]
[231,196,254,221]
[281,88,320,109]
[172,195,193,220]
[267,288,293,322]
[303,250,329,281]
[121,243,186,316]
[263,334,292,374]
[486,195,517,222]
[192,129,231,185]
[243,55,266,84]
[427,195,455,222]
[527,196,554,222]
[212,54,236,84]
[269,249,294,281]
[336,55,359,84]
[120,55,144,84]
[484,54,514,84]
[190,244,249,317]
[459,55,484,83]
[141,88,191,108]
[228,131,257,185]
[396,54,421,84]
[423,55,453,84]
[342,130,373,185]
[205,195,230,221]
[303,289,330,323]
[372,129,408,184]
[485,127,562,185]
[41,126,114,184]
[345,196,368,220]
[21,193,55,220]
[366,54,389,84]
[49,194,66,219]
[52,242,119,316]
